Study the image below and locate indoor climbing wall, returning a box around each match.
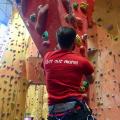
[25,31,48,120]
[25,85,48,120]
[0,8,48,120]
[0,10,30,120]
[15,0,120,120]
[88,0,120,120]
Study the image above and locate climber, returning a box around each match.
[41,26,95,120]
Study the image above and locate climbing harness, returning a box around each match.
[87,115,95,120]
[48,99,95,120]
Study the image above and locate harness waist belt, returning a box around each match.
[49,101,77,113]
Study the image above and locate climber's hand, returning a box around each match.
[85,74,94,84]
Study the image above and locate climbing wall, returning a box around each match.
[25,85,48,120]
[25,27,48,120]
[88,0,120,119]
[0,10,30,120]
[14,0,120,120]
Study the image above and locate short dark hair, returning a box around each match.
[56,26,76,49]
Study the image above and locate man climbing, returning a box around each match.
[41,26,95,120]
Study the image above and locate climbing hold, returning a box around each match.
[1,97,5,101]
[16,109,19,113]
[118,105,120,108]
[30,13,36,22]
[109,51,112,55]
[111,69,114,72]
[106,94,110,97]
[81,34,88,41]
[83,81,89,88]
[93,61,96,64]
[75,34,81,47]
[87,48,97,55]
[100,73,103,77]
[42,40,50,47]
[97,102,103,106]
[111,95,115,98]
[79,86,86,93]
[14,81,18,84]
[97,18,102,22]
[80,2,88,13]
[73,2,79,10]
[107,24,113,31]
[7,112,10,116]
[42,31,49,41]
[7,97,11,101]
[4,80,7,84]
[113,36,119,41]
[3,88,7,92]
[1,113,5,117]
[25,112,31,117]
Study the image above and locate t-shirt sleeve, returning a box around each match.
[41,52,50,69]
[81,58,94,75]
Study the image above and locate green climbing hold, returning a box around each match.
[79,86,85,93]
[30,13,36,22]
[83,81,89,88]
[73,2,79,10]
[42,31,49,41]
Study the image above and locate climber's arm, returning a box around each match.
[85,74,95,84]
[82,58,94,84]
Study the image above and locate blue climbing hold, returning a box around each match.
[42,31,49,41]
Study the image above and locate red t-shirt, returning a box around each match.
[42,50,94,105]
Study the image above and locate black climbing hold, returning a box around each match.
[93,61,96,64]
[109,51,112,55]
[98,24,102,27]
[90,35,94,38]
[114,37,118,41]
[111,69,114,72]
[100,73,103,77]
[97,18,102,22]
